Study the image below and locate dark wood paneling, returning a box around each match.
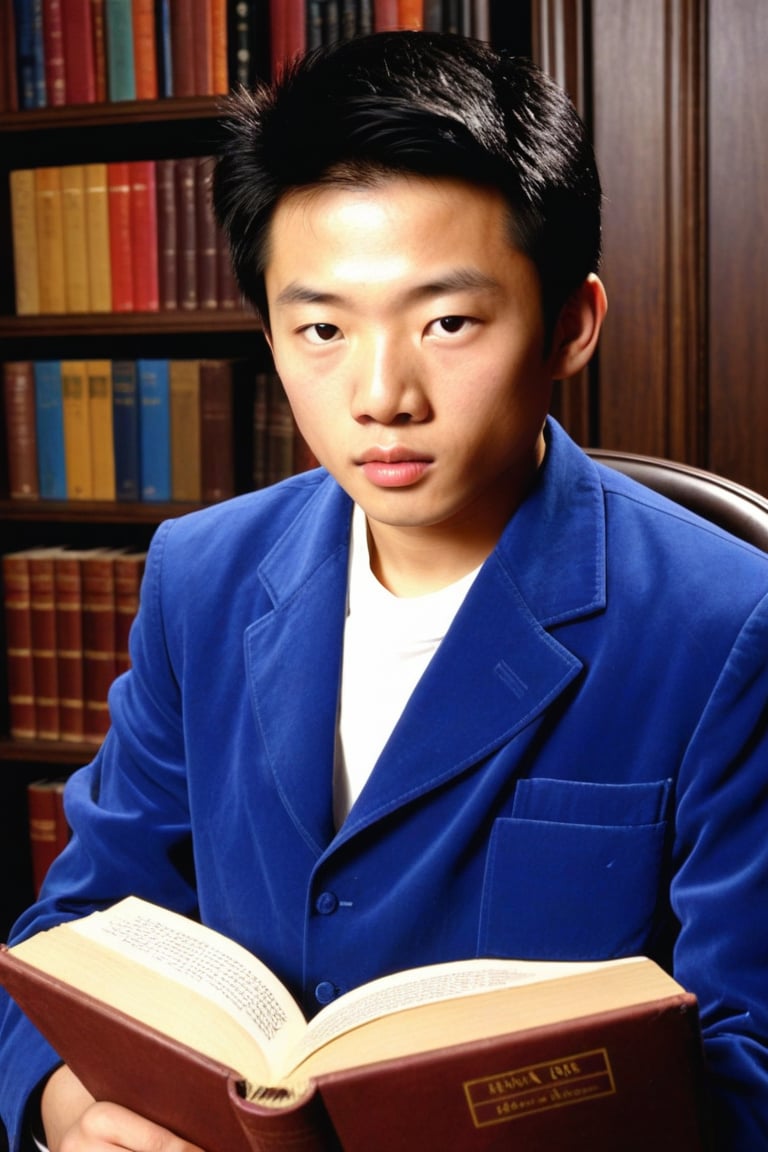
[707,0,768,493]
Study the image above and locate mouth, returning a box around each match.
[356,446,433,488]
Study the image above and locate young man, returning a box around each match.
[2,30,768,1151]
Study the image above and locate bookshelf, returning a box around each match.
[0,1,533,940]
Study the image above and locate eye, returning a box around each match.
[301,323,342,344]
[426,315,475,337]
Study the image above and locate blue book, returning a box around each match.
[14,0,46,108]
[111,360,140,502]
[33,361,67,499]
[104,0,136,101]
[155,0,173,97]
[137,359,171,502]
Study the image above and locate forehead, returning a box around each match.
[264,174,528,295]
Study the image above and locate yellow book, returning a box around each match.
[9,170,40,315]
[61,360,93,499]
[35,167,67,315]
[61,165,90,313]
[86,360,116,500]
[84,164,112,313]
[169,360,202,501]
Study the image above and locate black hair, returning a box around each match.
[213,31,602,338]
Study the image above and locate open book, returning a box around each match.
[0,896,710,1152]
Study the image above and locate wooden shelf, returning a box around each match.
[0,96,226,133]
[0,311,260,339]
[0,498,208,524]
[0,738,101,765]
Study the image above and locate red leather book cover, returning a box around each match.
[3,360,39,499]
[174,157,198,311]
[129,160,159,312]
[28,549,60,740]
[107,162,134,312]
[155,158,178,311]
[199,359,235,501]
[131,0,157,98]
[26,780,59,896]
[170,0,195,96]
[373,0,399,30]
[113,551,146,675]
[2,550,37,740]
[42,0,66,105]
[194,156,218,310]
[396,0,423,28]
[80,549,117,741]
[89,0,107,101]
[0,0,19,111]
[53,550,85,742]
[61,0,97,104]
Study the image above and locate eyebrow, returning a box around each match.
[273,268,501,309]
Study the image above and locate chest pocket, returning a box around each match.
[479,777,673,960]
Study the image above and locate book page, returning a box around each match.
[68,897,307,1076]
[288,955,636,1072]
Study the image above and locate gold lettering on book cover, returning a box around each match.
[464,1048,616,1128]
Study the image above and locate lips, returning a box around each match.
[356,446,433,488]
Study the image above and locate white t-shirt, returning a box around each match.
[334,504,481,826]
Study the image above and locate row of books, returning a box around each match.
[2,358,313,505]
[1,1,492,115]
[2,544,147,744]
[9,157,241,316]
[6,0,232,111]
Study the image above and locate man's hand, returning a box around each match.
[41,1065,205,1152]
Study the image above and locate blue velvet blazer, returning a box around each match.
[2,420,768,1148]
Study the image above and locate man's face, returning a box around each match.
[265,175,560,563]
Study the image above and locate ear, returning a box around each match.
[547,274,607,380]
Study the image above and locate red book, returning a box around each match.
[90,0,107,100]
[155,158,178,311]
[200,359,235,501]
[131,0,157,98]
[53,550,85,743]
[129,160,159,312]
[42,0,67,105]
[397,0,423,28]
[170,0,196,96]
[210,0,227,94]
[374,0,399,29]
[26,779,60,896]
[3,361,39,499]
[270,0,305,78]
[194,157,218,310]
[61,0,97,104]
[107,162,134,312]
[175,157,198,311]
[0,906,710,1152]
[113,551,146,676]
[192,0,212,94]
[2,550,37,740]
[80,549,118,742]
[0,0,19,111]
[28,548,60,741]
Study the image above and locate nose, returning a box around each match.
[351,333,431,425]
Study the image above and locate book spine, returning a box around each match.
[42,0,66,105]
[472,0,490,41]
[423,0,442,31]
[192,0,212,95]
[89,0,106,100]
[33,360,67,500]
[357,0,373,34]
[60,164,91,313]
[61,0,97,103]
[228,0,252,88]
[1,0,19,112]
[156,158,178,311]
[129,160,160,312]
[104,0,135,99]
[131,0,157,99]
[200,359,235,502]
[169,360,202,502]
[175,157,198,311]
[169,0,195,96]
[3,360,39,499]
[373,0,399,31]
[84,162,112,312]
[113,552,145,674]
[27,779,59,895]
[35,166,67,315]
[61,359,93,499]
[210,0,227,93]
[107,161,134,312]
[111,360,140,501]
[216,227,240,310]
[195,157,218,310]
[86,359,116,500]
[28,549,60,740]
[53,552,85,741]
[81,550,116,741]
[9,168,40,315]
[266,373,296,486]
[2,551,36,739]
[137,359,171,501]
[14,0,47,107]
[155,0,172,96]
[397,0,423,28]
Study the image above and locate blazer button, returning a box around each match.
[315,981,339,1005]
[315,891,339,915]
